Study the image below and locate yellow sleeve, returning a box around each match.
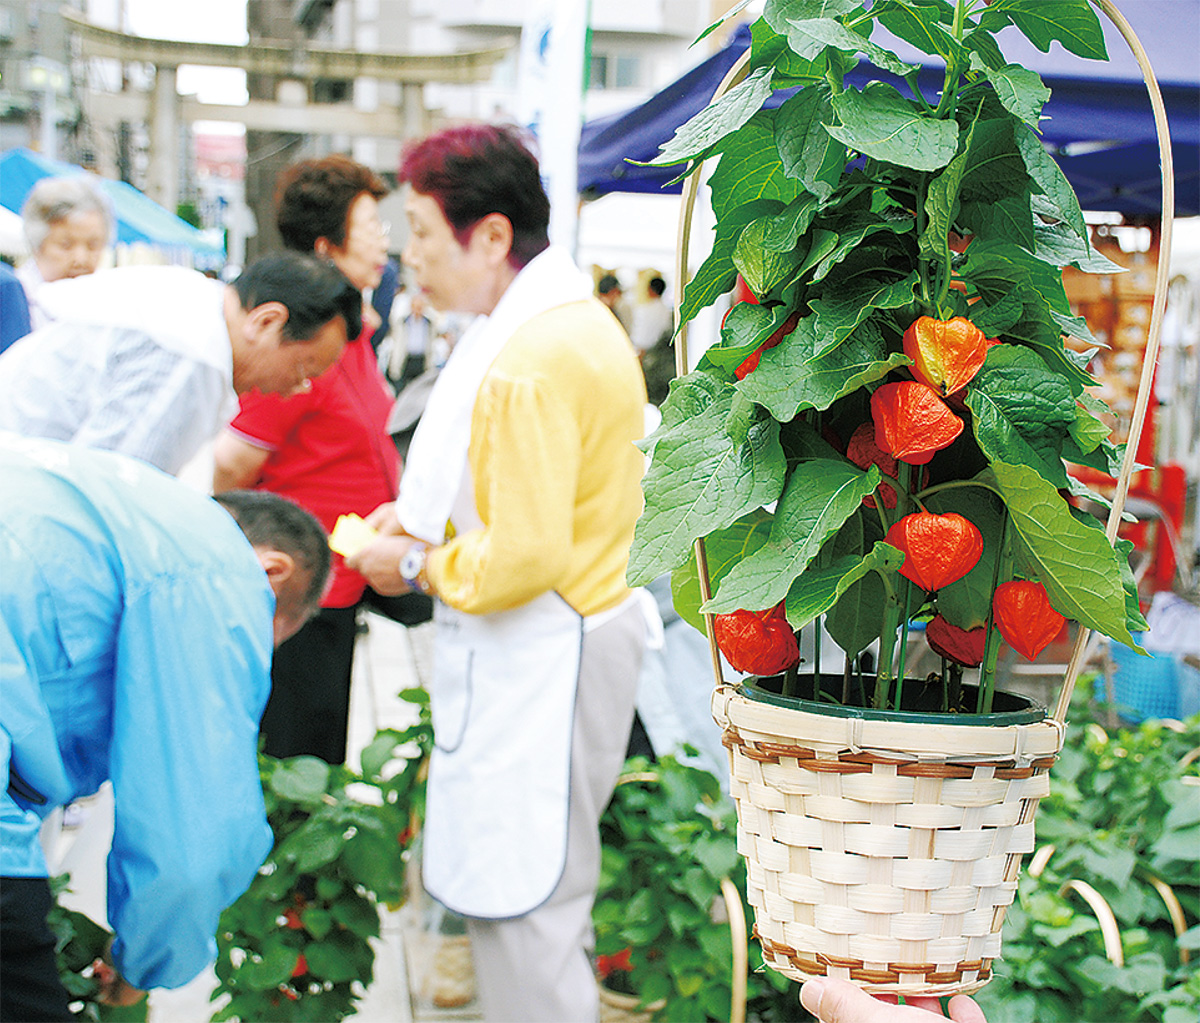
[426,369,580,615]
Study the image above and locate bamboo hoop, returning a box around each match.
[670,4,1175,723]
[1053,0,1176,724]
[1060,880,1125,966]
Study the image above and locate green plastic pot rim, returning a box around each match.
[740,677,1048,727]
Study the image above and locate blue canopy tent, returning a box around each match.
[578,2,1200,217]
[0,147,225,269]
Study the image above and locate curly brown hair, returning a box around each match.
[275,155,388,252]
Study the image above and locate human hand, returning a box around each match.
[91,957,145,1008]
[362,501,404,535]
[800,978,987,1023]
[345,534,419,596]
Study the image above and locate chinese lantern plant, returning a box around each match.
[628,0,1149,715]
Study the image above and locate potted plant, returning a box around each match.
[627,0,1166,998]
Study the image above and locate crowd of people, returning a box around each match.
[0,128,984,1023]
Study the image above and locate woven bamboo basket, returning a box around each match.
[668,0,1175,999]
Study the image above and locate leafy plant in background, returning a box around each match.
[629,0,1149,712]
[593,753,803,1021]
[48,875,148,1022]
[976,691,1200,1022]
[212,688,431,1022]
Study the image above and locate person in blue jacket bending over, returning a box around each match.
[0,433,331,1021]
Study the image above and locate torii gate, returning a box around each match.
[63,9,513,212]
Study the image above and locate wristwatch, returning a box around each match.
[399,541,432,595]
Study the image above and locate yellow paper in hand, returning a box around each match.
[329,514,378,558]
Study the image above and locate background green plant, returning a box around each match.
[976,690,1200,1022]
[211,687,431,1022]
[594,752,804,1021]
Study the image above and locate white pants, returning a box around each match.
[464,602,644,1022]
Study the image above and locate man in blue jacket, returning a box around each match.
[0,434,331,1021]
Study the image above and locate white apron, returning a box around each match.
[422,591,584,919]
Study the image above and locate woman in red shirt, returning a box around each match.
[213,155,430,764]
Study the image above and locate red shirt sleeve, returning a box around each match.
[227,386,319,451]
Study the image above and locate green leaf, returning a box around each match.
[785,541,904,629]
[695,0,757,46]
[927,485,1007,630]
[1068,394,1113,455]
[960,196,1035,254]
[1032,217,1124,272]
[734,217,803,295]
[875,0,961,62]
[967,344,1077,490]
[765,197,824,253]
[810,271,919,356]
[827,83,959,172]
[783,17,919,78]
[629,372,786,585]
[1015,122,1088,242]
[300,906,334,939]
[739,316,911,422]
[775,87,846,199]
[920,143,970,260]
[692,832,742,880]
[236,942,298,991]
[702,301,794,372]
[985,63,1051,129]
[304,938,365,984]
[671,510,774,633]
[751,15,857,86]
[679,200,781,326]
[803,213,914,283]
[985,461,1139,645]
[979,0,1107,60]
[709,111,806,220]
[704,459,880,613]
[331,897,382,939]
[824,567,888,656]
[957,118,1031,206]
[648,66,776,168]
[764,0,861,36]
[970,289,1024,336]
[269,757,331,803]
[281,820,345,873]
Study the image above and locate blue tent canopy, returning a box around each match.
[579,3,1200,217]
[0,147,225,268]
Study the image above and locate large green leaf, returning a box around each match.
[824,568,888,656]
[629,372,786,585]
[734,216,803,294]
[960,196,1035,253]
[983,63,1051,130]
[739,316,910,422]
[1015,122,1088,242]
[804,212,913,283]
[703,458,881,613]
[967,344,1076,489]
[701,300,793,372]
[269,757,331,803]
[784,17,919,78]
[671,509,774,633]
[775,87,846,199]
[648,66,776,168]
[986,461,1138,644]
[764,0,861,34]
[1031,217,1125,272]
[762,194,822,251]
[874,0,960,62]
[784,541,904,629]
[751,14,857,85]
[678,199,779,326]
[810,270,919,355]
[978,0,1107,60]
[827,83,959,172]
[920,142,970,260]
[709,110,806,219]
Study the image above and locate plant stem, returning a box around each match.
[915,478,1002,502]
[783,658,799,700]
[977,507,1012,713]
[874,461,913,710]
[814,617,822,691]
[894,580,914,711]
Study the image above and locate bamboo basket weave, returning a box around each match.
[668,0,1175,999]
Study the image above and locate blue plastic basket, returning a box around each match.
[1102,637,1180,722]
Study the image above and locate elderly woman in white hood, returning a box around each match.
[18,176,114,327]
